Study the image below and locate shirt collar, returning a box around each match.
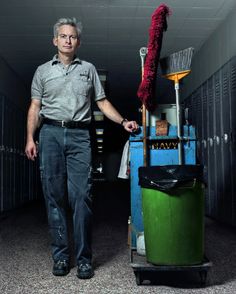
[51,54,81,65]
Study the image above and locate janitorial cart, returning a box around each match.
[129,9,212,283]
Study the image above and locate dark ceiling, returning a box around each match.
[1,0,236,145]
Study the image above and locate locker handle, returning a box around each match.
[208,138,213,147]
[202,139,207,149]
[214,135,220,145]
[223,133,228,143]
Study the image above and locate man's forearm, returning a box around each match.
[96,98,139,133]
[97,98,124,124]
[26,104,40,142]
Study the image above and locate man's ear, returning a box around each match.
[53,37,58,47]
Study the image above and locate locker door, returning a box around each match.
[19,109,23,204]
[11,102,16,208]
[201,82,209,214]
[214,71,223,221]
[230,57,236,226]
[8,101,15,209]
[195,87,203,162]
[191,90,198,127]
[2,99,10,211]
[0,96,3,212]
[15,108,20,207]
[221,62,233,224]
[207,76,216,217]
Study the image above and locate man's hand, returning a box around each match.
[25,99,41,161]
[122,120,139,133]
[25,140,38,161]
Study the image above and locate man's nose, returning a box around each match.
[65,36,72,43]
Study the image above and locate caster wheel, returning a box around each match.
[135,272,142,285]
[199,271,207,285]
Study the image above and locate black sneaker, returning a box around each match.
[52,260,70,276]
[77,263,94,279]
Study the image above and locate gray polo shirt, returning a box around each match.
[31,55,106,123]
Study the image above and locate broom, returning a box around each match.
[160,47,194,164]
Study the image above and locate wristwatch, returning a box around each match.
[120,118,128,126]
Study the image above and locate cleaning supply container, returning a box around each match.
[139,164,204,266]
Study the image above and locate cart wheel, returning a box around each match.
[199,270,207,285]
[135,272,142,285]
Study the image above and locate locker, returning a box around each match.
[195,87,203,163]
[221,63,233,223]
[214,71,223,220]
[201,82,210,214]
[196,88,202,144]
[0,96,3,212]
[230,57,236,226]
[207,76,216,217]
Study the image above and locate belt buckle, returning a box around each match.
[61,121,66,127]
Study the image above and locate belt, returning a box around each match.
[43,118,89,129]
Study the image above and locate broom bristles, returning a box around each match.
[160,47,194,76]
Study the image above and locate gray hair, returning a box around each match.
[53,17,82,39]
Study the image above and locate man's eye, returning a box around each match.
[59,35,77,40]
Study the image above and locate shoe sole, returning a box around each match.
[53,270,70,276]
[77,272,94,279]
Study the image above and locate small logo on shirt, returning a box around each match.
[80,71,90,80]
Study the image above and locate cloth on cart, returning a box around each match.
[118,140,130,179]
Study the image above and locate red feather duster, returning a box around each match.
[137,4,170,111]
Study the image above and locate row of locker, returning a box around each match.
[0,96,41,213]
[184,56,236,226]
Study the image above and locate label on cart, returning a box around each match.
[149,140,178,150]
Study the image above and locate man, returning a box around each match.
[25,17,138,279]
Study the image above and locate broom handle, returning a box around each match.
[163,71,192,164]
[142,103,148,167]
[140,47,148,167]
[175,81,183,164]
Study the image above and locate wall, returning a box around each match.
[183,7,236,99]
[0,56,29,110]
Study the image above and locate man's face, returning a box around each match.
[53,25,80,56]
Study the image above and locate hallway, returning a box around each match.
[0,182,236,294]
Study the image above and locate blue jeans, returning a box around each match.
[39,124,93,265]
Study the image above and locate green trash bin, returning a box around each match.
[139,165,204,266]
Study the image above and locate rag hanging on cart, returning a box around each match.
[137,4,170,166]
[137,4,170,112]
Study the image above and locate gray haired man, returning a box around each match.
[25,17,138,279]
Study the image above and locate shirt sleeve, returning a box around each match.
[90,65,106,101]
[31,67,43,100]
